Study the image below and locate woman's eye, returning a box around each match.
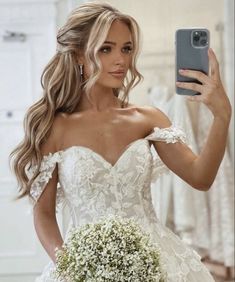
[122,46,133,53]
[99,46,133,54]
[99,46,111,53]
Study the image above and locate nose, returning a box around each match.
[114,50,125,66]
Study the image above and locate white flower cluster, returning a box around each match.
[54,215,167,281]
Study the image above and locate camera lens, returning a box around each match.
[201,31,207,37]
[200,39,207,46]
[194,34,200,41]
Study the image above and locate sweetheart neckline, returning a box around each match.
[45,138,150,168]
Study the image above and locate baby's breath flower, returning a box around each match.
[54,215,167,281]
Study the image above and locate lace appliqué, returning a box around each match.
[144,125,188,182]
[27,152,64,208]
[150,147,170,183]
[145,125,187,144]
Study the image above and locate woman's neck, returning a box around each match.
[76,92,123,113]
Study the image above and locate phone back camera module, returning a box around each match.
[192,30,209,48]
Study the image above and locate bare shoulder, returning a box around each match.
[133,105,172,129]
[40,112,68,155]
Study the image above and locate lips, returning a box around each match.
[109,70,125,78]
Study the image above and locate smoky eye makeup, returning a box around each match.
[99,45,133,54]
[99,46,112,53]
[122,45,133,53]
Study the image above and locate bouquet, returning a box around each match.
[54,215,167,281]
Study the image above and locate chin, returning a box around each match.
[97,76,125,89]
[101,82,123,89]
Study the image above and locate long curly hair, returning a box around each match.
[9,1,143,199]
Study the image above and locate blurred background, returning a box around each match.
[0,0,234,281]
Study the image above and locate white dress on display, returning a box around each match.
[165,95,210,253]
[148,88,210,254]
[29,126,215,281]
[197,104,234,267]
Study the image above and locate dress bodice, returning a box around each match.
[56,138,155,228]
[28,125,187,232]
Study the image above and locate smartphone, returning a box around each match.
[175,28,210,95]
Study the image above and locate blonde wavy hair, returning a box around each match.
[9,1,143,199]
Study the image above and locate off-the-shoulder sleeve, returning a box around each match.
[26,151,64,208]
[145,125,189,183]
[144,125,187,144]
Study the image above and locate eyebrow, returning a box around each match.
[103,41,132,45]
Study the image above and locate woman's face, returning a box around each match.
[86,20,133,89]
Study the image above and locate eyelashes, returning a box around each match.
[99,46,133,54]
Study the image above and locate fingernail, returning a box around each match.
[179,69,184,73]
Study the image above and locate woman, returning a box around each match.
[10,1,231,281]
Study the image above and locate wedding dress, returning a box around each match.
[29,125,215,281]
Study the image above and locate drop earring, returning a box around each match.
[79,64,84,82]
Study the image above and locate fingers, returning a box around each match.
[176,49,222,99]
[178,69,209,85]
[178,48,221,83]
[176,81,204,93]
[208,48,220,80]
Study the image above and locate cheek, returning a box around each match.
[126,55,132,66]
[99,59,109,74]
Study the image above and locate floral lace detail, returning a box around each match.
[28,152,64,208]
[145,125,188,144]
[32,126,214,282]
[144,125,188,183]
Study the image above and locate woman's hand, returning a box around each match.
[176,48,232,122]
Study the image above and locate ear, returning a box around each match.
[78,57,84,65]
[76,51,85,65]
